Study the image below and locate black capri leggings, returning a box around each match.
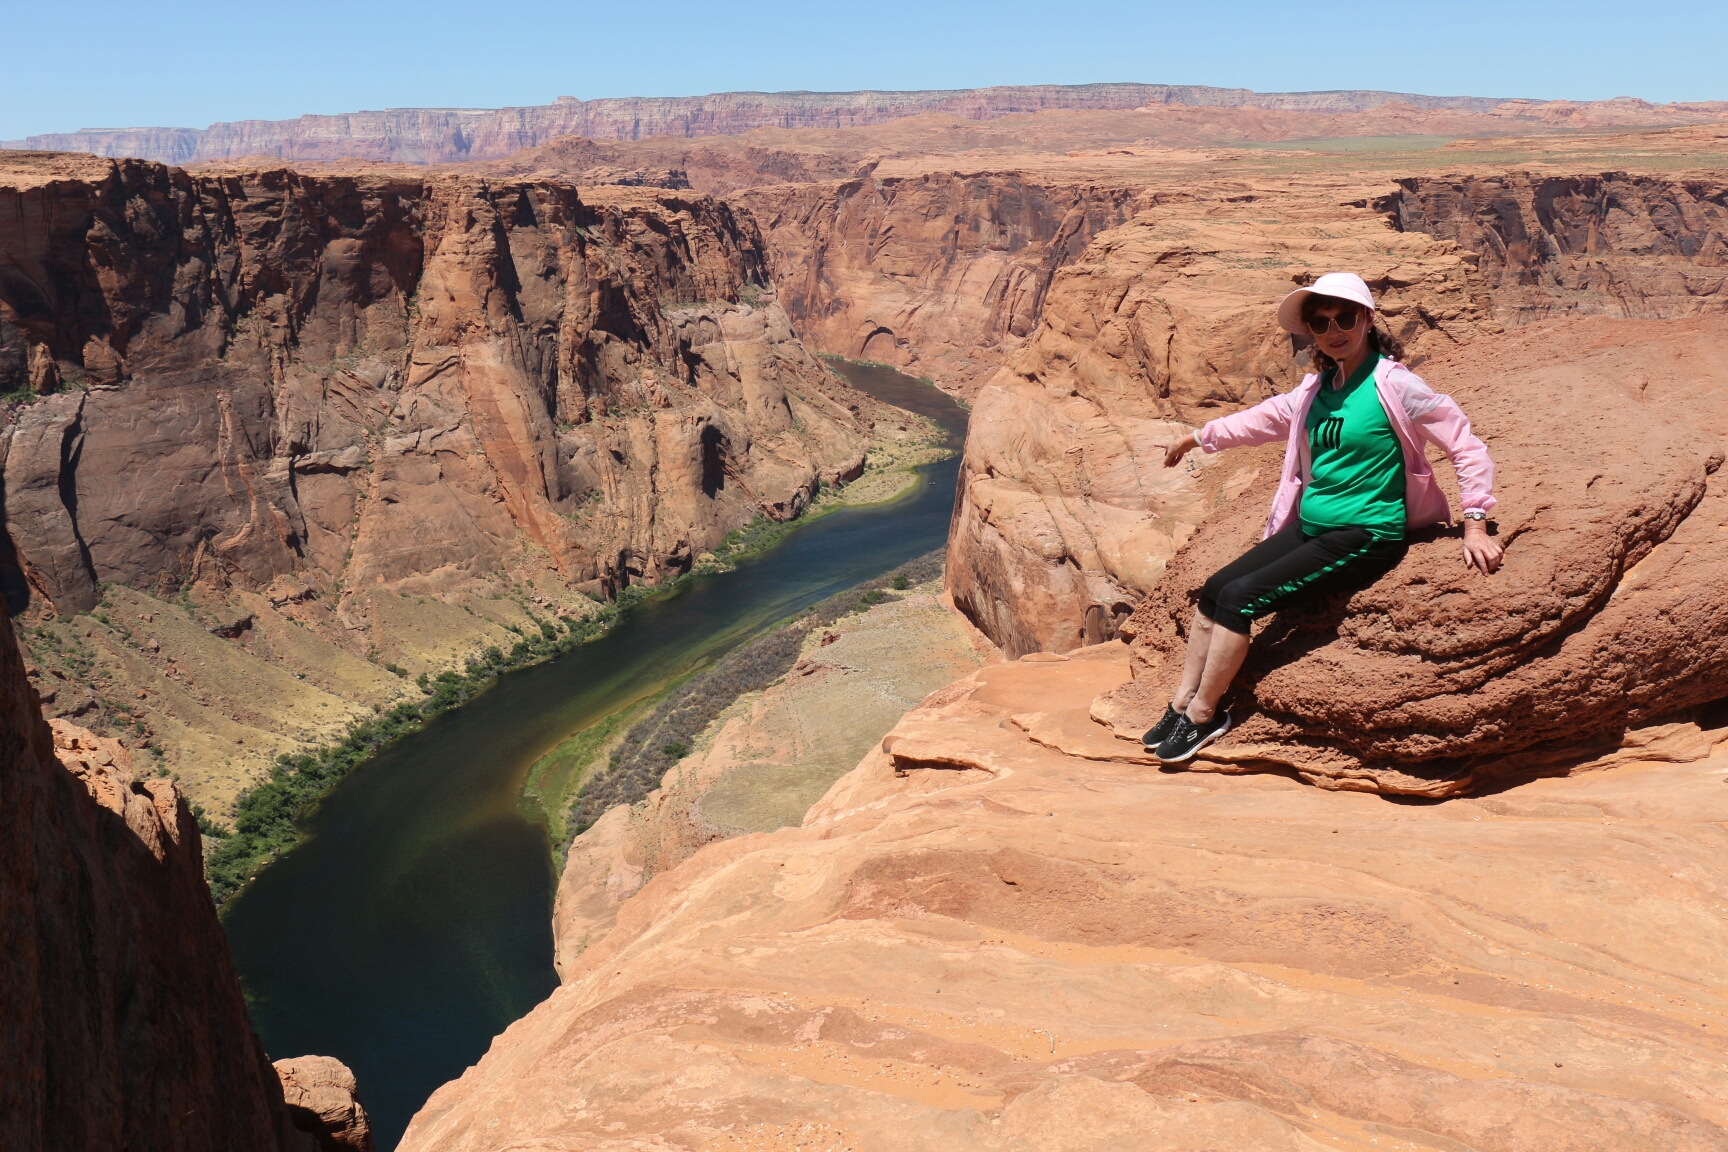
[1199,523,1407,635]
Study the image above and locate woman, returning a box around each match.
[1146,272,1502,763]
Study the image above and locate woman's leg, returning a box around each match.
[1170,608,1214,712]
[1176,524,1309,713]
[1193,526,1404,720]
[1185,627,1249,723]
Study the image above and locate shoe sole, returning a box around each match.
[1156,713,1232,764]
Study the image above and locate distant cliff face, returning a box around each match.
[0,595,314,1151]
[742,173,1141,396]
[1388,172,1728,321]
[0,84,1529,165]
[0,151,874,813]
[0,154,868,615]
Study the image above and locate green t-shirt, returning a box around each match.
[1300,354,1406,540]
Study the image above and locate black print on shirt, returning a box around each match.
[1312,415,1344,452]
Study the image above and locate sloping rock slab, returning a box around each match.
[1098,315,1728,794]
[398,646,1728,1151]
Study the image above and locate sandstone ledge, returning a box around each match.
[399,644,1728,1151]
[1101,315,1728,796]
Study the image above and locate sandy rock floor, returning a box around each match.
[403,641,1728,1150]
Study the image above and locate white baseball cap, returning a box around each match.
[1276,272,1376,335]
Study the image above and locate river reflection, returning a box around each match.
[221,361,967,1148]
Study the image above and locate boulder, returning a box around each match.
[275,1056,374,1152]
[1097,314,1728,794]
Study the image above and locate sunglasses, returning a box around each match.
[1306,309,1361,336]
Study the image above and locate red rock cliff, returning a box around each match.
[0,591,316,1150]
[0,153,871,618]
[742,172,1141,395]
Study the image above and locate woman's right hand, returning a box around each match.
[1159,433,1199,468]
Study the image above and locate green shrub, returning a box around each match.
[205,549,946,905]
[203,590,638,904]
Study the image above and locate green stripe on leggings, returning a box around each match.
[1238,541,1377,622]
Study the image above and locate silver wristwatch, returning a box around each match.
[1461,510,1487,522]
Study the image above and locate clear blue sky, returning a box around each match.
[4,0,1724,140]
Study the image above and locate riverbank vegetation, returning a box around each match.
[205,528,939,906]
[561,550,944,851]
[204,370,958,904]
[205,600,627,905]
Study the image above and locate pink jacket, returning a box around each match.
[1197,359,1496,539]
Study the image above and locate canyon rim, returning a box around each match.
[4,81,1728,1150]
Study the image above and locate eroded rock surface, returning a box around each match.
[1097,314,1728,795]
[742,174,1140,395]
[946,179,1490,656]
[275,1056,374,1152]
[398,645,1728,1151]
[0,594,315,1150]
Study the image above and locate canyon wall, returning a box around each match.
[2,84,1529,165]
[741,173,1142,395]
[946,171,1728,657]
[0,154,868,611]
[0,152,876,813]
[0,591,314,1151]
[1389,172,1728,321]
[944,179,1492,656]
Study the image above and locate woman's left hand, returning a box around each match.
[1462,521,1502,575]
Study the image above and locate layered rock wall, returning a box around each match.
[0,592,313,1150]
[1389,173,1728,321]
[2,84,1528,165]
[0,154,870,616]
[948,172,1728,657]
[742,173,1141,394]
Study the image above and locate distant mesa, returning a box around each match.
[0,83,1535,165]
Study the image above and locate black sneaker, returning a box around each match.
[1155,709,1231,763]
[1141,704,1183,749]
